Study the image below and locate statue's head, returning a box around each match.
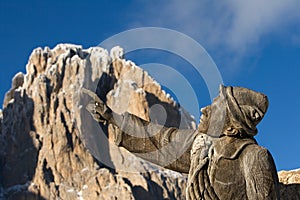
[198,85,269,138]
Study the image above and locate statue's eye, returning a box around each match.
[95,102,99,107]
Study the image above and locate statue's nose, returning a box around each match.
[200,106,209,114]
[200,107,205,113]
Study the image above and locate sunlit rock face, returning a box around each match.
[278,169,300,199]
[0,44,192,200]
[0,44,298,199]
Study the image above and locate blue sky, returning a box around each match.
[1,0,299,171]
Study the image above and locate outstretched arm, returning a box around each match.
[112,112,196,173]
[83,88,196,173]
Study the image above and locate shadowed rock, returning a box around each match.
[0,44,299,199]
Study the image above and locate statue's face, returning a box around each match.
[198,105,211,133]
[198,94,227,137]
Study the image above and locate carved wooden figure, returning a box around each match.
[84,85,280,200]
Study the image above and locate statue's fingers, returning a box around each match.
[188,183,196,200]
[94,103,105,114]
[192,171,201,199]
[86,101,95,114]
[203,190,213,200]
[198,170,206,199]
[92,113,102,122]
[190,157,199,171]
[203,170,219,200]
[203,168,209,187]
[81,88,103,103]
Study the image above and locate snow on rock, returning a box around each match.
[1,43,299,200]
[0,44,191,200]
[110,46,124,60]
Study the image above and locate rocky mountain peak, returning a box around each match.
[0,44,191,199]
[0,44,299,199]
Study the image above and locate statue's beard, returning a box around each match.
[198,109,210,134]
[198,102,227,138]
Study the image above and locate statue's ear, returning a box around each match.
[240,105,263,124]
[224,126,239,136]
[250,108,262,121]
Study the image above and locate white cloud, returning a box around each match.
[130,0,300,64]
[226,0,300,51]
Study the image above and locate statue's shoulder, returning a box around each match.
[242,143,274,167]
[243,142,269,156]
[212,137,255,159]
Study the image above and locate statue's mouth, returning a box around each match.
[199,114,208,125]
